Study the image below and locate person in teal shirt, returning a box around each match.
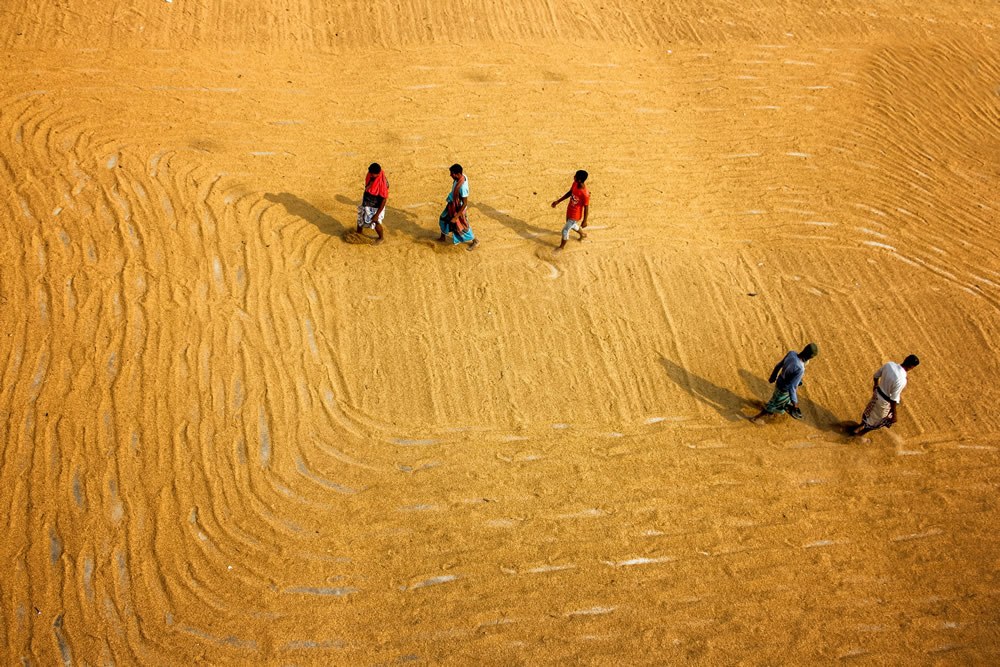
[438,164,479,250]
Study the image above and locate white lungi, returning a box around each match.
[357,205,385,229]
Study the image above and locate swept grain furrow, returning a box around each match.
[2,2,1000,663]
[0,0,973,52]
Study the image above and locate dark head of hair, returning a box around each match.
[903,354,920,368]
[575,169,589,183]
[450,163,463,175]
[799,342,818,360]
[368,163,381,175]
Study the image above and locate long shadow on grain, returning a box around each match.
[738,368,847,432]
[334,194,432,241]
[473,202,555,247]
[658,356,754,423]
[264,192,347,236]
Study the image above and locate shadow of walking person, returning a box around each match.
[334,194,432,242]
[473,202,554,247]
[737,368,849,433]
[658,356,754,423]
[264,193,347,236]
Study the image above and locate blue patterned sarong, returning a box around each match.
[439,208,475,244]
[764,388,792,414]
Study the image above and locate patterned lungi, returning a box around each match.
[764,388,792,414]
[861,389,893,429]
[439,206,474,244]
[357,205,385,230]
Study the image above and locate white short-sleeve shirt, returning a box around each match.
[874,362,907,403]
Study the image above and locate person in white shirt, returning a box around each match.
[852,354,919,436]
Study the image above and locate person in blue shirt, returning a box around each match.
[437,164,479,250]
[752,343,818,423]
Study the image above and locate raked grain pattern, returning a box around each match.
[1,1,999,664]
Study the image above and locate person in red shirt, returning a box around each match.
[551,170,590,252]
[356,162,388,245]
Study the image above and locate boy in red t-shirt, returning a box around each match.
[551,170,590,251]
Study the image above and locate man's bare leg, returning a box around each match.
[372,223,385,246]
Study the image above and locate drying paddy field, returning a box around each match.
[1,0,999,663]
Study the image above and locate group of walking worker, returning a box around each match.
[354,161,919,440]
[355,163,591,252]
[753,344,921,437]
